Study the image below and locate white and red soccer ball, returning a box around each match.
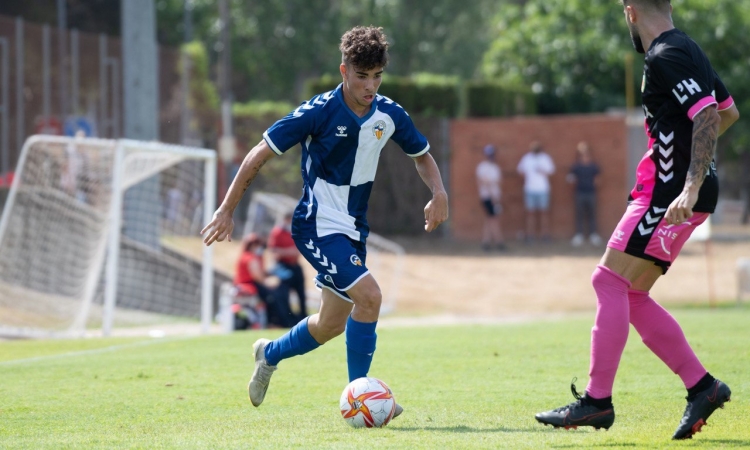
[339,377,396,428]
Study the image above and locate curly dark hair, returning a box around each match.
[339,26,389,70]
[621,0,671,12]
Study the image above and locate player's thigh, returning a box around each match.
[316,288,353,333]
[599,247,658,283]
[631,263,663,292]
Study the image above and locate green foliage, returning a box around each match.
[2,308,749,448]
[155,0,498,104]
[482,0,628,114]
[233,100,296,119]
[304,74,341,99]
[465,82,537,117]
[182,41,219,112]
[304,73,461,118]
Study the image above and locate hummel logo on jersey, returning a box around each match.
[672,78,702,104]
[336,126,347,137]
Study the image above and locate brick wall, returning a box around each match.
[449,114,631,241]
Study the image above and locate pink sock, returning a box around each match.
[628,289,707,389]
[586,265,631,399]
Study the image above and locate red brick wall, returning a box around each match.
[449,114,630,241]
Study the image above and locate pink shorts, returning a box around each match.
[607,200,709,273]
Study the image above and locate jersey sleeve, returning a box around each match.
[713,70,734,111]
[390,108,430,157]
[263,98,319,155]
[651,47,717,121]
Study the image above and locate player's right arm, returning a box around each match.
[201,140,276,245]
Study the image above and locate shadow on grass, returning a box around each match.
[391,425,560,433]
[550,444,637,448]
[692,439,750,448]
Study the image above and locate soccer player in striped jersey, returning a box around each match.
[535,0,739,439]
[202,26,449,417]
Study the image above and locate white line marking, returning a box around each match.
[0,336,194,367]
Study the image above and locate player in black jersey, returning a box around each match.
[535,0,739,440]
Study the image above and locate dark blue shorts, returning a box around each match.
[294,234,369,302]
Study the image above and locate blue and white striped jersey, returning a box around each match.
[263,83,430,243]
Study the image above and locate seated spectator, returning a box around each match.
[268,212,308,321]
[234,233,296,328]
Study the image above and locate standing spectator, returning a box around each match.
[567,141,602,246]
[476,144,506,251]
[268,212,308,321]
[517,141,555,242]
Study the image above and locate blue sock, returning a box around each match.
[345,316,377,382]
[264,317,321,366]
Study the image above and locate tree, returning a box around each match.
[154,0,497,103]
[481,0,629,114]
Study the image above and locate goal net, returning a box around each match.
[0,136,218,338]
[243,191,405,314]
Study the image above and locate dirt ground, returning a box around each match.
[205,224,750,320]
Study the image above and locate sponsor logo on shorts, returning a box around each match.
[614,230,625,241]
[350,255,363,266]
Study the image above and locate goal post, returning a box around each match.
[0,135,218,338]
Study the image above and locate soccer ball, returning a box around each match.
[339,377,396,428]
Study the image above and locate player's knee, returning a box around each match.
[627,289,651,308]
[352,287,382,313]
[315,318,346,342]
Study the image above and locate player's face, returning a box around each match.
[624,6,645,53]
[341,64,383,110]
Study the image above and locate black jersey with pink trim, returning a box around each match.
[632,28,733,213]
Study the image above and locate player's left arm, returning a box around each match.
[718,103,739,136]
[664,105,720,225]
[412,152,449,232]
[712,71,739,136]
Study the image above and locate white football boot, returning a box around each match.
[248,338,277,407]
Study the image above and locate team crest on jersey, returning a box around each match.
[372,121,386,140]
[350,255,363,266]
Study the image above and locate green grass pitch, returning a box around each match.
[1,307,749,449]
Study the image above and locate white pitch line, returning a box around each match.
[0,336,194,367]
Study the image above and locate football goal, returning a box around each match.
[0,135,218,338]
[243,191,405,314]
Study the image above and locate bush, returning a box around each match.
[304,73,460,117]
[233,100,296,119]
[465,82,536,117]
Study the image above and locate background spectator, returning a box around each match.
[234,233,296,328]
[567,141,602,246]
[516,141,555,243]
[476,144,506,251]
[268,212,308,321]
